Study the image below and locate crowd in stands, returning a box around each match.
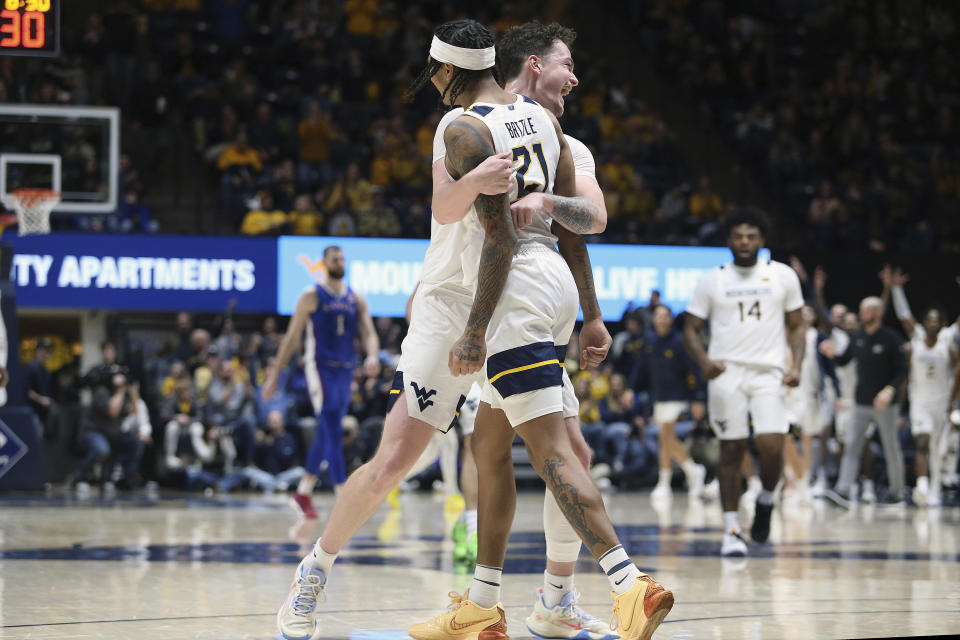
[633,0,960,254]
[2,0,738,246]
[22,253,960,503]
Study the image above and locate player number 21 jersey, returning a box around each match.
[686,260,804,370]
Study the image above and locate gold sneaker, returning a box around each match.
[408,591,509,640]
[610,575,674,640]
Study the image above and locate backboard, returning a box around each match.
[0,104,119,214]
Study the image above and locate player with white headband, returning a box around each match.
[275,19,613,640]
[407,18,672,640]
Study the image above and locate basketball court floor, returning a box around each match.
[1,490,958,639]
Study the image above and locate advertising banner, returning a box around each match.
[12,234,278,312]
[278,236,766,320]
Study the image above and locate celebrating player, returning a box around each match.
[683,208,805,557]
[408,19,672,640]
[424,21,616,638]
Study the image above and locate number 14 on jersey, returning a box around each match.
[738,300,761,322]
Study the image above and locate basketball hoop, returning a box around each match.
[0,188,60,236]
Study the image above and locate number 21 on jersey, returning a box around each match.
[512,142,549,197]
[738,300,761,322]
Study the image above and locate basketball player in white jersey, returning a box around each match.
[276,21,620,640]
[782,304,837,501]
[884,268,959,507]
[408,20,672,640]
[425,22,616,639]
[683,208,805,557]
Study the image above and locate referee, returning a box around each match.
[821,296,908,506]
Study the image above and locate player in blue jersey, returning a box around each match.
[263,245,381,518]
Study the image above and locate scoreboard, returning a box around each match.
[0,0,58,57]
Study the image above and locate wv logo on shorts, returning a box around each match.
[411,382,438,411]
[714,419,728,433]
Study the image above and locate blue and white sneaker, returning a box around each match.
[526,588,619,640]
[277,557,327,640]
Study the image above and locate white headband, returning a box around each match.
[430,35,496,71]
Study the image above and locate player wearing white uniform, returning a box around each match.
[276,23,518,640]
[421,22,614,638]
[683,208,805,557]
[885,269,960,507]
[409,20,673,640]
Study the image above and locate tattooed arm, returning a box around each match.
[555,226,611,369]
[511,111,607,234]
[444,116,517,376]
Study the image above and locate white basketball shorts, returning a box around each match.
[389,285,484,432]
[480,244,579,428]
[707,362,789,440]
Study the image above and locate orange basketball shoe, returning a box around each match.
[610,575,674,640]
[408,591,509,640]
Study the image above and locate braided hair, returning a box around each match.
[405,19,501,107]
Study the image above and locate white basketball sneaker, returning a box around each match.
[277,557,327,640]
[686,464,706,498]
[721,528,748,557]
[525,588,618,640]
[861,480,877,504]
[651,481,672,501]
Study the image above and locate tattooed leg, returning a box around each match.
[516,412,620,558]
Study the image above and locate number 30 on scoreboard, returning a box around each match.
[0,0,59,57]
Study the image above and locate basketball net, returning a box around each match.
[0,188,60,236]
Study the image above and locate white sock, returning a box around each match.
[598,545,642,595]
[465,509,478,538]
[470,564,502,608]
[298,474,317,496]
[311,539,338,575]
[758,490,774,506]
[723,511,740,533]
[657,468,671,486]
[916,476,929,493]
[680,458,698,478]
[543,571,573,608]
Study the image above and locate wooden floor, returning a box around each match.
[0,489,958,639]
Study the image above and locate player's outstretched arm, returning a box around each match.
[432,153,512,224]
[356,293,381,377]
[445,116,516,376]
[885,266,917,336]
[555,224,609,368]
[510,113,605,234]
[262,288,317,400]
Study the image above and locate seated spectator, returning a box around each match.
[205,359,255,468]
[288,194,324,236]
[65,371,148,491]
[214,316,242,361]
[193,344,220,404]
[112,185,156,233]
[325,162,374,214]
[162,382,202,469]
[355,192,401,237]
[218,131,263,216]
[219,410,304,492]
[298,102,336,186]
[689,176,723,220]
[240,191,289,236]
[160,360,191,400]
